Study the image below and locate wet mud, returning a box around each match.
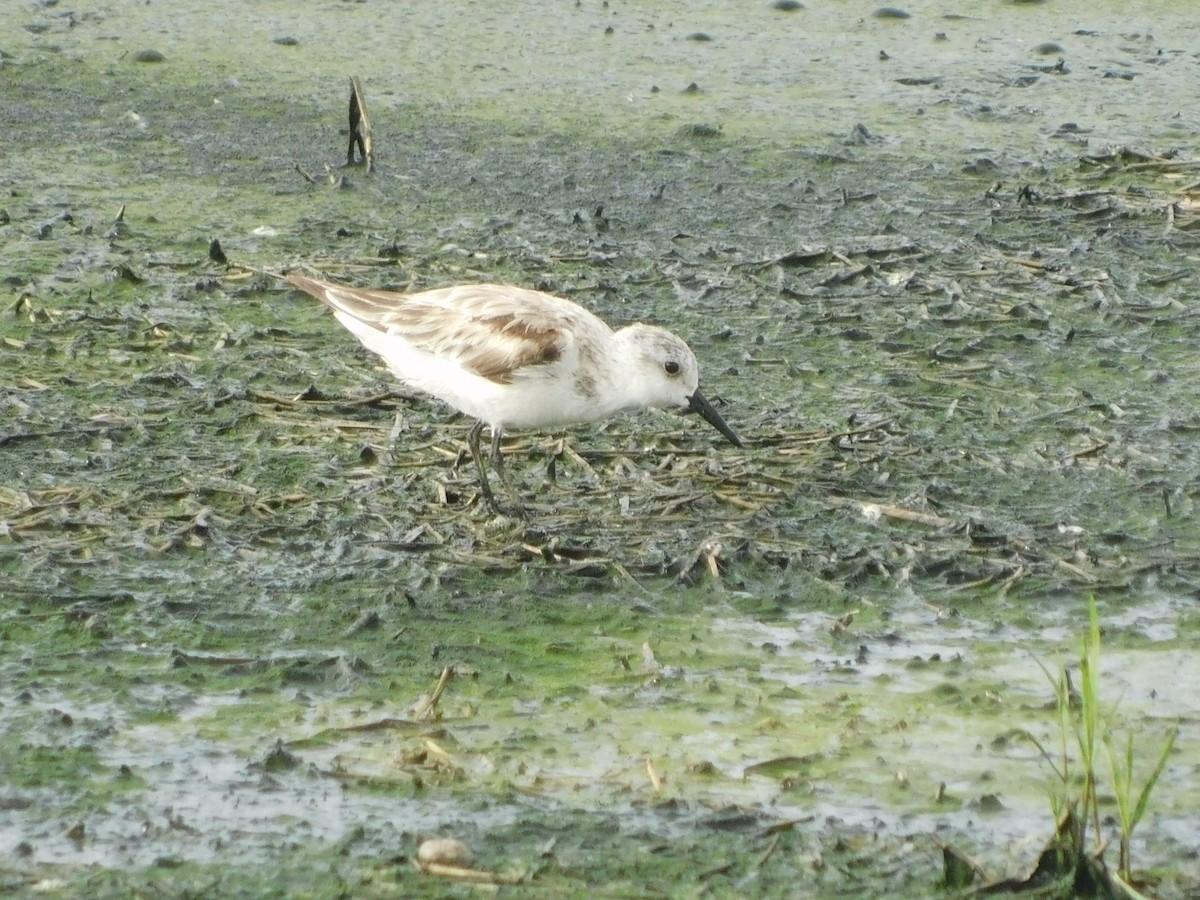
[2,0,1199,896]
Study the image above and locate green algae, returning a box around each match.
[3,0,1200,896]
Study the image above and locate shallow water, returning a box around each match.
[2,0,1199,895]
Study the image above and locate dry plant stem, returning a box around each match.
[418,862,522,884]
[645,757,663,794]
[413,666,455,720]
[346,76,373,172]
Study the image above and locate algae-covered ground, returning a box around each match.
[2,0,1199,896]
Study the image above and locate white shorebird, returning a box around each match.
[286,273,742,514]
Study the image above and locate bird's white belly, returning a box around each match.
[337,312,610,430]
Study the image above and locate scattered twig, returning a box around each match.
[412,666,455,720]
[645,756,664,794]
[417,862,524,885]
[828,496,952,528]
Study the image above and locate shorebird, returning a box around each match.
[286,273,742,514]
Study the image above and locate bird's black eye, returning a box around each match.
[664,360,681,376]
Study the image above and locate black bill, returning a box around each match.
[688,390,743,447]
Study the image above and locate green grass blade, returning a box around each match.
[1103,728,1132,831]
[1130,725,1178,830]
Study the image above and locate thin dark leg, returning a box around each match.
[467,420,501,514]
[488,426,528,519]
[489,427,515,492]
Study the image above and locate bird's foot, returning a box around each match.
[474,482,528,522]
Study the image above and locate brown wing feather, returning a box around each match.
[449,313,565,382]
[286,275,601,384]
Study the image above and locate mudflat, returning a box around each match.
[2,1,1198,896]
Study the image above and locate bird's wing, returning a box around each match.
[288,276,607,384]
